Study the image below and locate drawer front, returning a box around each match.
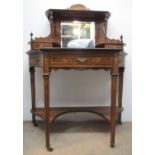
[50,55,113,68]
[118,54,125,67]
[32,42,52,50]
[29,55,43,67]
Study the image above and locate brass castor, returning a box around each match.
[111,144,114,148]
[33,123,38,127]
[46,146,53,152]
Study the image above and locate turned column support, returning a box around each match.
[29,67,38,126]
[118,67,124,124]
[110,53,119,147]
[43,54,53,151]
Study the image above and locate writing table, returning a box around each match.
[27,4,126,151]
[27,47,125,151]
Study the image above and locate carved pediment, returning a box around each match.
[68,4,89,10]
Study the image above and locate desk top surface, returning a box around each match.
[27,48,124,55]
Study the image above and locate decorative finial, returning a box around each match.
[30,32,33,41]
[120,35,123,42]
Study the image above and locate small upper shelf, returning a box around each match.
[45,9,111,21]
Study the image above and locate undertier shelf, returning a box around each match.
[32,106,123,124]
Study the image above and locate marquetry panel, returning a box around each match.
[104,44,123,49]
[32,42,52,50]
[49,55,113,67]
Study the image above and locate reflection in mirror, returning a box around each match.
[61,21,95,48]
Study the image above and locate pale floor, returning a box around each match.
[23,121,132,155]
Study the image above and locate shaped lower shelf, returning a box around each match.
[32,106,123,124]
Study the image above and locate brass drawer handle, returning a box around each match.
[76,57,87,63]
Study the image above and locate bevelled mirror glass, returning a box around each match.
[61,21,95,48]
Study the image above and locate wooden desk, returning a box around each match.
[27,48,125,151]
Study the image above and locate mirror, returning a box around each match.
[61,21,95,48]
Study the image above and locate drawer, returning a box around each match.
[50,55,113,67]
[29,54,43,67]
[32,42,52,50]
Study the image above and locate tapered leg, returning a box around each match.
[110,74,118,147]
[43,74,53,151]
[118,68,124,124]
[29,67,38,126]
[110,52,119,147]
